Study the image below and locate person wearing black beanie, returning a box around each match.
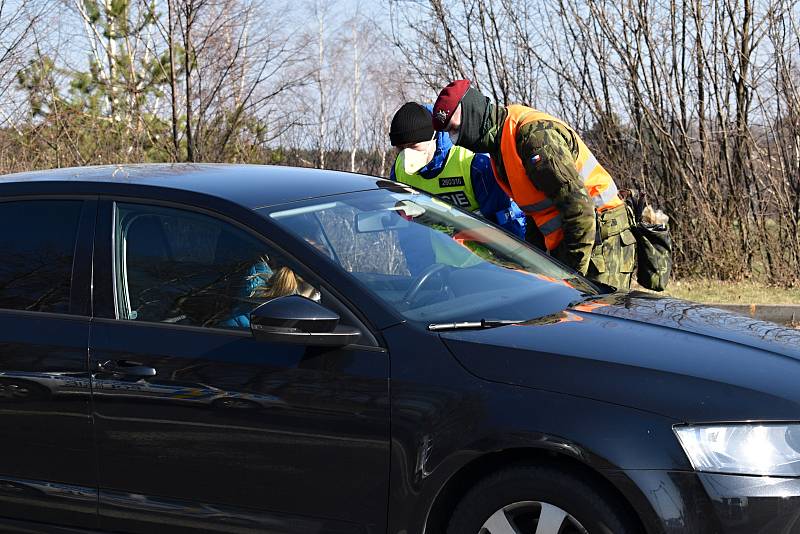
[390,103,435,147]
[388,101,526,241]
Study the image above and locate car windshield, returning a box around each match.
[264,187,600,325]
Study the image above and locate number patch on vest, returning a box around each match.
[439,176,466,188]
[437,191,472,208]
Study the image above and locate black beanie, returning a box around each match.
[390,103,435,146]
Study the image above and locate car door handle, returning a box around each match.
[96,360,157,377]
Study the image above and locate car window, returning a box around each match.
[114,203,321,330]
[267,189,597,325]
[315,207,410,276]
[0,200,83,314]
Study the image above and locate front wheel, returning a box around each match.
[446,465,639,534]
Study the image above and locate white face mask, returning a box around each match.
[400,143,434,175]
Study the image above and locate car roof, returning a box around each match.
[0,163,392,209]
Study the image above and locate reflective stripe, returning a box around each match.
[538,215,563,235]
[579,154,599,180]
[579,152,620,208]
[520,198,554,212]
[593,181,619,208]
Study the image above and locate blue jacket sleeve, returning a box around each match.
[470,154,526,238]
[217,262,273,329]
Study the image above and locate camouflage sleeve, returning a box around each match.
[517,120,595,275]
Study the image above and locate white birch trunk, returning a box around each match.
[316,6,326,169]
[350,22,360,172]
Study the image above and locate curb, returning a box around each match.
[707,304,800,325]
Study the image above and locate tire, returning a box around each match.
[446,464,639,534]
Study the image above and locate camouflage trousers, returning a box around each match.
[586,204,636,289]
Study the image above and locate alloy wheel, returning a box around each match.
[480,501,589,534]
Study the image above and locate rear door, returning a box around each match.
[0,197,97,529]
[90,199,389,534]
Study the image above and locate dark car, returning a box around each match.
[0,164,799,534]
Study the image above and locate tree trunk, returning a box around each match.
[350,21,359,173]
[183,1,195,162]
[168,0,180,160]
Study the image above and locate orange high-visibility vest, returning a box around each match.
[492,105,624,251]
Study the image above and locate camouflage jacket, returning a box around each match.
[480,105,597,275]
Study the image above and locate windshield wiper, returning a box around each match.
[428,319,525,332]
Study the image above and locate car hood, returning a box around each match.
[441,291,800,422]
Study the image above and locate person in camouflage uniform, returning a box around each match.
[432,80,635,289]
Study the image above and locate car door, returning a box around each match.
[89,199,389,534]
[0,197,97,529]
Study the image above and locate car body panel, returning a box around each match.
[440,293,800,422]
[579,291,800,359]
[611,469,800,533]
[89,318,389,534]
[98,487,365,534]
[0,196,97,529]
[86,192,390,534]
[382,323,688,534]
[0,164,390,210]
[0,314,96,529]
[0,516,103,533]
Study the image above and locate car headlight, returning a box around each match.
[674,423,800,476]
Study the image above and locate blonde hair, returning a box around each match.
[250,266,299,299]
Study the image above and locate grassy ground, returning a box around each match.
[647,279,800,305]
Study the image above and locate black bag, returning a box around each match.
[621,189,673,291]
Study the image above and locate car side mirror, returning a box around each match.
[249,295,361,347]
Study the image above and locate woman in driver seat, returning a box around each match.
[220,263,320,329]
[250,265,320,302]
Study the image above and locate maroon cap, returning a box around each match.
[432,79,470,130]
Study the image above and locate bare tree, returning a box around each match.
[389,0,544,103]
[168,0,308,162]
[389,0,800,285]
[0,0,44,107]
[313,0,330,168]
[349,13,361,172]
